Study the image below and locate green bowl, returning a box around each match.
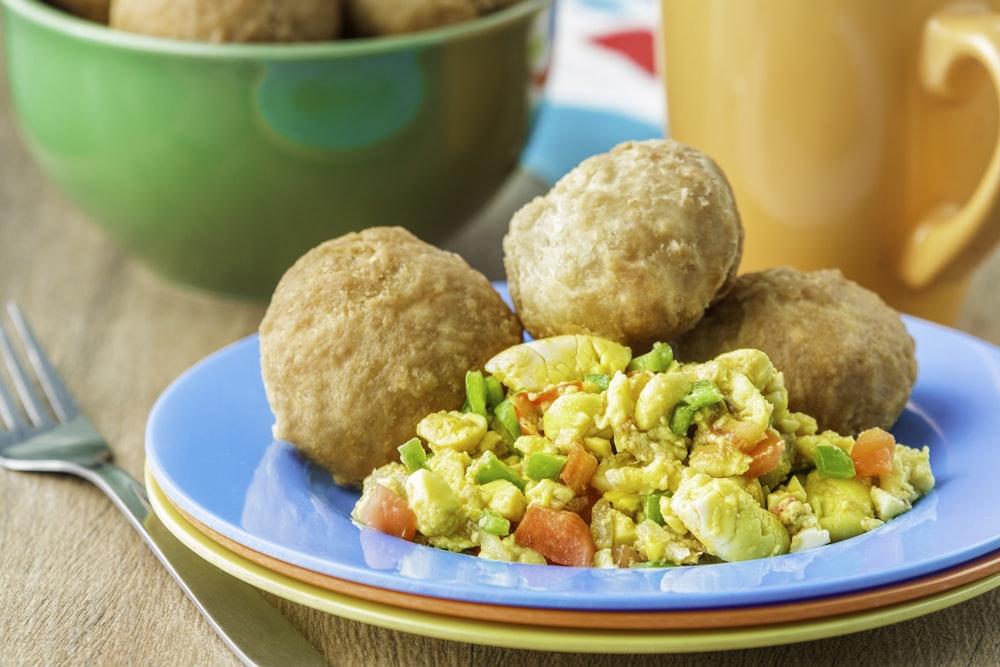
[1,0,552,298]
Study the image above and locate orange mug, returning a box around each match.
[661,0,1000,324]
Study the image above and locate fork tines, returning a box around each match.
[0,303,77,436]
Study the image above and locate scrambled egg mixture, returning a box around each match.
[351,335,935,568]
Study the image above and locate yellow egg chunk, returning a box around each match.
[805,472,881,542]
[485,334,631,391]
[405,469,463,537]
[670,473,790,561]
[542,392,606,446]
[416,411,488,453]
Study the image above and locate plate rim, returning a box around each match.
[145,467,1000,652]
[144,300,1000,612]
[148,466,1000,630]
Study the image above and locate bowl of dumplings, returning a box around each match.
[0,0,551,298]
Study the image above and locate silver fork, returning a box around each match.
[0,302,328,667]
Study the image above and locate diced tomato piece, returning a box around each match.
[510,391,541,435]
[852,427,895,478]
[560,443,599,496]
[744,431,785,479]
[361,484,417,541]
[514,505,596,567]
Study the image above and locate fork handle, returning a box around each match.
[81,462,328,667]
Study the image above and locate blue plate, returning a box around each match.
[145,284,1000,611]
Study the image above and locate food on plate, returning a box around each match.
[110,0,342,42]
[258,137,930,569]
[502,139,744,352]
[259,226,523,487]
[672,267,917,436]
[352,333,934,567]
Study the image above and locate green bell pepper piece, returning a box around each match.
[484,374,505,408]
[627,342,674,373]
[397,437,427,473]
[669,379,724,436]
[477,509,511,536]
[463,370,489,417]
[814,444,856,479]
[473,451,526,490]
[584,373,610,392]
[670,404,696,437]
[686,379,725,409]
[642,493,668,525]
[524,452,567,481]
[493,398,522,443]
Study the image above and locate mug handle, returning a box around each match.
[900,10,1000,289]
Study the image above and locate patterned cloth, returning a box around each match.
[522,0,665,182]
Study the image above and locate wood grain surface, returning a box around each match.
[3,13,1000,667]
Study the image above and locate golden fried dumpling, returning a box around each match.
[672,267,917,435]
[502,138,744,352]
[51,0,111,23]
[343,0,477,36]
[110,0,342,42]
[259,226,523,486]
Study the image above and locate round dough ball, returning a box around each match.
[259,227,523,487]
[502,139,743,352]
[672,267,917,435]
[51,0,111,23]
[343,0,476,36]
[110,0,342,42]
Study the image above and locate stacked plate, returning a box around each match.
[145,284,1000,653]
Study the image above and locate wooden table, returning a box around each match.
[3,21,1000,667]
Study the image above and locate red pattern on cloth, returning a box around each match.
[590,29,656,77]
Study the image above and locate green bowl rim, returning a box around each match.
[0,0,553,58]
